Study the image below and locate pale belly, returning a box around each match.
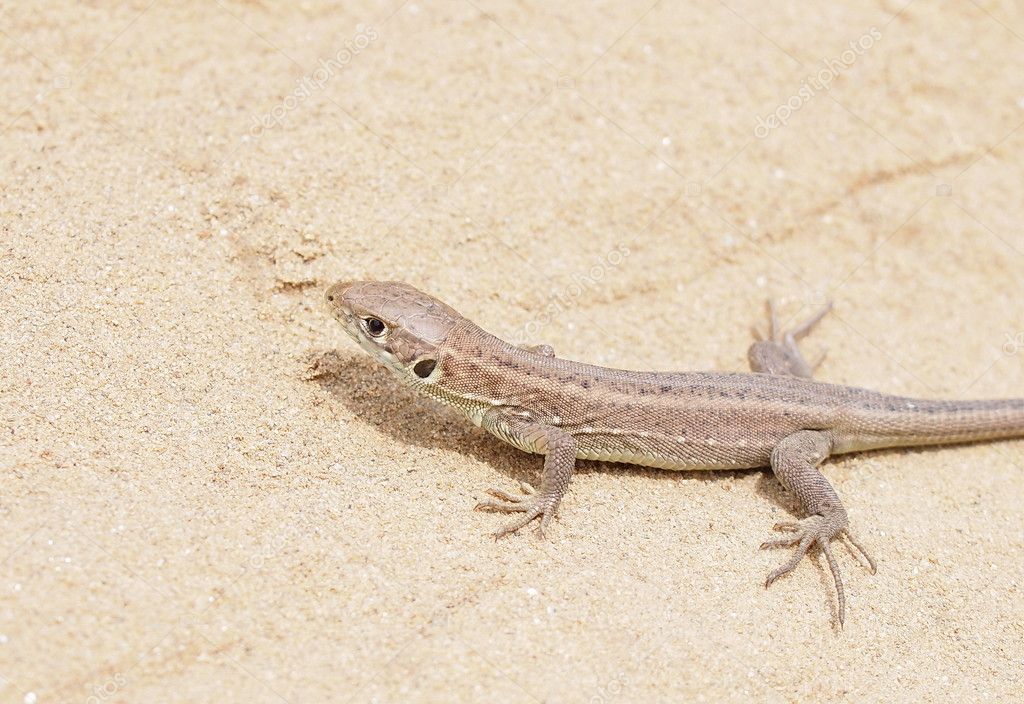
[572,430,775,471]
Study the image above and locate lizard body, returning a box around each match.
[422,322,1024,466]
[325,280,1024,626]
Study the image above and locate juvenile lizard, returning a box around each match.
[325,280,1024,626]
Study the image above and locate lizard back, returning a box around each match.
[423,321,1024,470]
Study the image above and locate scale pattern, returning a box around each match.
[427,321,1024,469]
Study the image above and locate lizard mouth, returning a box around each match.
[339,314,363,343]
[327,306,361,343]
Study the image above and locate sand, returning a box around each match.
[2,1,1023,702]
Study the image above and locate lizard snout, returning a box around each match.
[325,281,353,305]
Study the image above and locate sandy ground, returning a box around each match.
[2,1,1024,702]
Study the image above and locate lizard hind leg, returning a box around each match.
[760,430,876,628]
[748,299,832,378]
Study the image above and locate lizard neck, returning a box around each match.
[409,319,518,426]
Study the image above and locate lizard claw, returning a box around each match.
[759,513,876,627]
[475,482,555,539]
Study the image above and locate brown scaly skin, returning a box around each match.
[325,281,1024,628]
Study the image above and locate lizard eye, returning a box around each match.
[363,317,387,337]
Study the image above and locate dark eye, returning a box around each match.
[364,317,386,337]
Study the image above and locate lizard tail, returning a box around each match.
[842,397,1024,452]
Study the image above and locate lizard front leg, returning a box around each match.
[748,300,831,378]
[762,430,876,626]
[474,411,575,539]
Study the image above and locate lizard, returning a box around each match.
[324,280,1024,626]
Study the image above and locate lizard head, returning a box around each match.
[324,280,463,383]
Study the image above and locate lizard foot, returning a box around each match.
[760,513,876,627]
[474,482,557,539]
[748,300,832,378]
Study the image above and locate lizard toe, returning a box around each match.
[483,487,523,503]
[760,535,802,550]
[476,482,538,513]
[492,505,545,539]
[483,490,559,539]
[475,498,529,513]
[772,521,801,532]
[761,512,873,627]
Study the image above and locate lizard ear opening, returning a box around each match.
[413,358,437,379]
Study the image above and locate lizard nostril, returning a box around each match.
[326,281,353,303]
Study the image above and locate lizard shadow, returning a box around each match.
[307,350,538,484]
